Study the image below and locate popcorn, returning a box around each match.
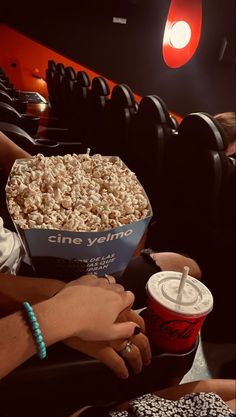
[6,154,151,232]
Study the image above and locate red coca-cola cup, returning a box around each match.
[144,271,213,353]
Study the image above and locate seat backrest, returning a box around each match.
[0,90,27,113]
[155,112,234,256]
[104,83,137,157]
[50,63,65,115]
[127,95,176,218]
[73,70,91,101]
[0,89,13,106]
[69,71,91,139]
[48,59,56,72]
[0,66,6,76]
[0,100,21,124]
[0,81,14,98]
[45,60,57,109]
[0,101,39,137]
[86,76,110,151]
[61,66,76,101]
[59,66,77,122]
[169,113,235,344]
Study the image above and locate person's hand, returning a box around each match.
[64,308,152,379]
[48,274,138,342]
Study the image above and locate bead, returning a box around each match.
[23,301,47,360]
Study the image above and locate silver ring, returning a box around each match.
[118,340,133,355]
[104,274,111,284]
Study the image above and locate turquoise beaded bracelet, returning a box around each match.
[23,301,47,359]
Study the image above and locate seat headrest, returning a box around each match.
[0,100,20,116]
[76,71,91,87]
[91,77,110,96]
[0,90,12,101]
[169,114,179,130]
[65,66,76,80]
[138,95,173,126]
[111,84,136,108]
[178,112,226,150]
[56,63,65,75]
[0,82,10,91]
[48,60,56,72]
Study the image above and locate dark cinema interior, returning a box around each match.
[0,1,235,416]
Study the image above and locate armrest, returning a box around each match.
[13,99,28,114]
[20,114,40,136]
[0,336,199,417]
[34,139,86,156]
[0,121,85,156]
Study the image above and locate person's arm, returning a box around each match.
[0,273,65,316]
[150,252,202,280]
[155,379,236,402]
[0,275,137,379]
[0,131,31,176]
[0,273,151,380]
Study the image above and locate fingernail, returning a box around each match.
[133,326,141,335]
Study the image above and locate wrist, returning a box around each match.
[32,296,83,347]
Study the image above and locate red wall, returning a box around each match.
[0,24,140,100]
[0,24,182,122]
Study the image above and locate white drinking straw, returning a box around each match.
[86,147,91,155]
[176,266,190,304]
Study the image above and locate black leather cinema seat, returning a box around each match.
[103,83,137,158]
[0,121,85,156]
[0,89,28,113]
[60,66,77,123]
[86,76,110,151]
[0,75,13,88]
[0,99,75,142]
[69,70,91,140]
[156,112,231,251]
[0,101,40,136]
[149,112,236,342]
[50,62,66,115]
[127,95,177,220]
[45,59,57,111]
[0,81,15,97]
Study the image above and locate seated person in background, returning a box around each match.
[213,113,236,227]
[120,250,201,309]
[214,112,236,161]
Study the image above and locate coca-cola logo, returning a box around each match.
[147,311,201,339]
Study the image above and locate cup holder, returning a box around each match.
[35,139,58,147]
[14,99,28,114]
[21,114,40,136]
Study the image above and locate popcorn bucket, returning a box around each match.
[6,154,153,281]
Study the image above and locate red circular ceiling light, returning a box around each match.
[163,0,202,68]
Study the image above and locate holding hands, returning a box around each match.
[64,306,152,379]
[0,273,152,379]
[50,274,139,342]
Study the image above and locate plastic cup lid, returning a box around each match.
[146,271,213,317]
